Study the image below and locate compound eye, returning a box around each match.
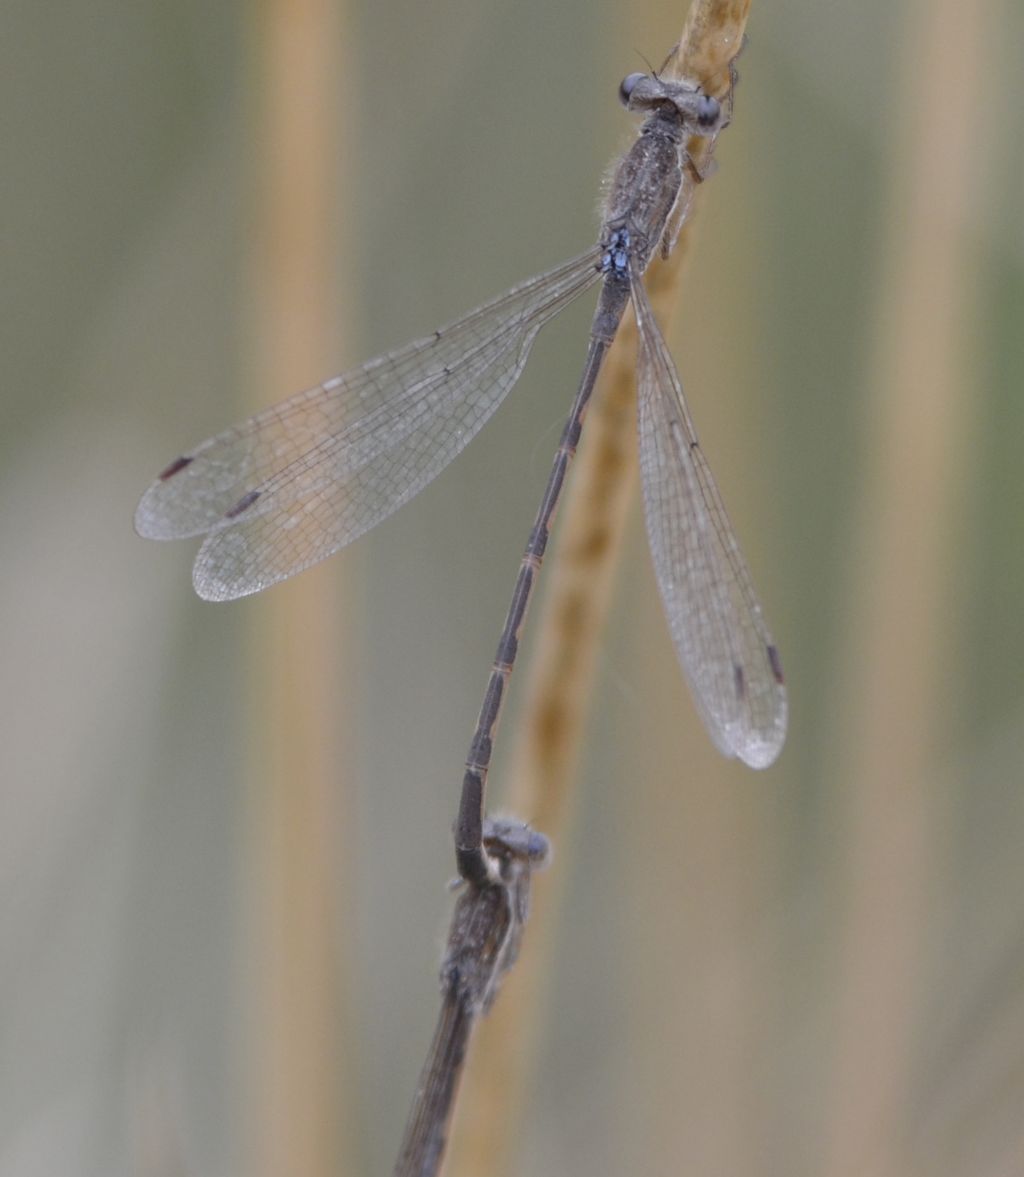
[619,72,646,106]
[696,94,721,128]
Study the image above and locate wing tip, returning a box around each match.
[192,560,251,603]
[734,700,788,770]
[736,734,786,770]
[192,534,273,603]
[134,486,171,541]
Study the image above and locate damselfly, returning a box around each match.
[136,67,787,775]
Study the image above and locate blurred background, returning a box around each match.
[3,0,1023,1174]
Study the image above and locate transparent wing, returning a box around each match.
[631,274,787,768]
[136,248,603,600]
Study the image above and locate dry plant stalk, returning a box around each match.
[446,3,752,1175]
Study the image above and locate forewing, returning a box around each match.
[631,276,787,768]
[135,249,602,600]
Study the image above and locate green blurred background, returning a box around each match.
[3,0,1024,1174]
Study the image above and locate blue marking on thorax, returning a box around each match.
[600,227,631,276]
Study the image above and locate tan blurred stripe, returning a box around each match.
[246,3,355,1176]
[823,1,987,1173]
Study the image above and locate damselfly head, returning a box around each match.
[618,72,724,135]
